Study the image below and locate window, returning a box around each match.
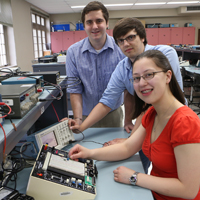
[32,13,47,59]
[0,24,7,66]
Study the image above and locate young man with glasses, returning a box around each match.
[68,17,183,173]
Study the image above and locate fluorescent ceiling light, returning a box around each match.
[135,2,166,5]
[72,4,133,8]
[105,4,133,7]
[71,5,85,8]
[167,1,199,4]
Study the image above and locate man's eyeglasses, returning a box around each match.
[117,34,137,46]
[130,71,165,83]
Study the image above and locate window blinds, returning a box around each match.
[0,0,13,26]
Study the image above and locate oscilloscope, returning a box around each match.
[27,120,75,153]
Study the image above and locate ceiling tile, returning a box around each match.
[25,0,200,14]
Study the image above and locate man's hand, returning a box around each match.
[103,138,127,147]
[124,121,134,133]
[60,117,82,134]
[113,166,135,184]
[69,118,83,133]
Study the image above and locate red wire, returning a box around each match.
[51,103,60,122]
[0,123,6,158]
[0,103,12,118]
[0,103,12,162]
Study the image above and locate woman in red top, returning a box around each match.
[69,50,200,199]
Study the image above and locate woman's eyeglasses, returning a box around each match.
[130,71,165,83]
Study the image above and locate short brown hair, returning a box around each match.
[81,1,109,25]
[113,18,147,46]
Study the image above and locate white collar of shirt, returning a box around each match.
[81,34,115,54]
[95,49,101,53]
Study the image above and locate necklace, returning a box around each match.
[153,98,176,133]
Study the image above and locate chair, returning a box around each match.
[181,67,193,85]
[189,73,200,114]
[181,67,194,103]
[180,67,200,114]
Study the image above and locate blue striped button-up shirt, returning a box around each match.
[66,34,125,115]
[100,44,183,109]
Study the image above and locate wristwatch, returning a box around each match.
[129,172,139,185]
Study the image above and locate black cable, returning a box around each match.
[1,158,26,189]
[39,80,64,101]
[0,68,14,77]
[71,129,109,146]
[69,129,85,143]
[38,77,81,101]
[10,145,28,155]
[0,105,15,116]
[9,144,37,160]
[82,141,105,145]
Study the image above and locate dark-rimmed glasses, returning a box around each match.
[117,34,137,46]
[130,71,165,83]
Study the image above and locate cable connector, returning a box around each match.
[69,140,76,144]
[0,102,5,105]
[3,156,12,170]
[3,153,7,164]
[12,123,17,131]
[0,170,3,180]
[38,99,47,102]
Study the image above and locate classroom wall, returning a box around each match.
[7,0,200,72]
[50,8,200,45]
[11,0,34,72]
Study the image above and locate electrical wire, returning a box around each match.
[51,102,60,122]
[0,102,17,164]
[0,124,7,163]
[19,142,37,159]
[0,102,12,118]
[81,140,106,146]
[71,129,109,146]
[39,80,64,101]
[0,68,14,77]
[0,103,16,130]
[1,157,27,189]
[9,145,35,166]
[9,145,28,156]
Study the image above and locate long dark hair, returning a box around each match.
[132,50,185,119]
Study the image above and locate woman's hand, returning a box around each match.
[124,121,135,133]
[69,144,91,161]
[113,166,135,184]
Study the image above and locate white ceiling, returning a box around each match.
[25,0,200,14]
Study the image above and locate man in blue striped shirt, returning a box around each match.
[66,1,125,129]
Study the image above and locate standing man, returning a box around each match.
[65,1,125,128]
[69,17,183,173]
